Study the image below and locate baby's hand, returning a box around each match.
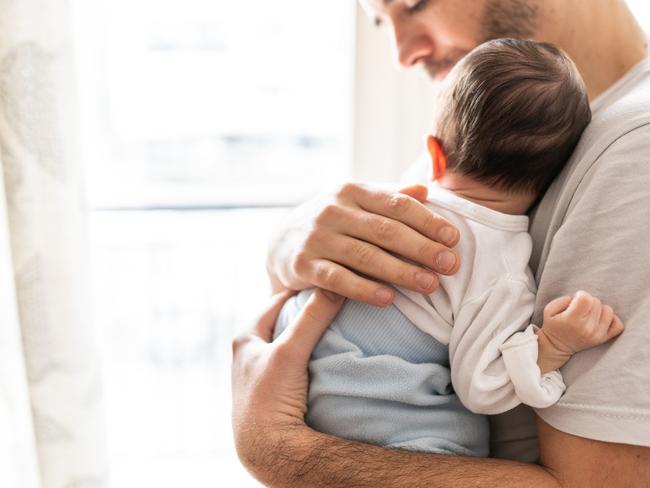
[537,291,624,373]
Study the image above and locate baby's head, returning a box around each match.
[429,39,592,214]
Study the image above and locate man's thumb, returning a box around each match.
[274,289,345,363]
[399,184,428,202]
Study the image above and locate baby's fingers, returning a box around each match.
[597,305,614,332]
[544,295,573,320]
[606,314,625,340]
[563,290,598,321]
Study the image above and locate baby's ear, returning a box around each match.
[427,135,447,181]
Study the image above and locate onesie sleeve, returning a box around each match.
[449,278,566,415]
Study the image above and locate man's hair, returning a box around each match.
[435,38,592,195]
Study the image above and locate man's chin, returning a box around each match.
[422,50,469,81]
[425,65,453,81]
[432,66,453,81]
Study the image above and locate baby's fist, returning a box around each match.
[541,291,624,357]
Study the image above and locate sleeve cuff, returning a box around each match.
[499,325,566,409]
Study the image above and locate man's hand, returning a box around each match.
[537,291,624,373]
[231,289,345,485]
[267,182,460,307]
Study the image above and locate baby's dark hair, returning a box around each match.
[435,38,592,195]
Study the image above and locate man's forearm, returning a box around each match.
[253,425,560,488]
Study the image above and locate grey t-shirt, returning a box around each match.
[404,56,650,460]
[528,56,650,448]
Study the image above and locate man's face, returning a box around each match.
[361,0,540,80]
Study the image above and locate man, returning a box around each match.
[232,0,650,485]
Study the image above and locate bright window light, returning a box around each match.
[80,0,355,208]
[72,1,357,487]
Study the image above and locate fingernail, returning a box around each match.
[415,271,435,290]
[375,288,393,305]
[436,251,457,273]
[438,226,457,246]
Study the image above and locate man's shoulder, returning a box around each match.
[576,81,650,173]
[566,109,650,203]
[589,58,650,131]
[530,67,650,274]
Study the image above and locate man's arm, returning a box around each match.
[537,418,650,488]
[231,290,650,488]
[248,417,650,488]
[253,424,554,488]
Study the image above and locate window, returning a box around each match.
[72,1,355,486]
[79,0,354,208]
[629,0,650,32]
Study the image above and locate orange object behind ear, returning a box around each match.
[427,135,447,180]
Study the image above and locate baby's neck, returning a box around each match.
[433,173,536,216]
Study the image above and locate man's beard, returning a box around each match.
[480,0,539,40]
[422,0,539,80]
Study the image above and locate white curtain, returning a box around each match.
[0,1,108,487]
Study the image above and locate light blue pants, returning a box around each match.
[274,289,489,456]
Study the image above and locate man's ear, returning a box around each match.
[427,135,447,181]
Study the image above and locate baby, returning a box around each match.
[274,39,623,457]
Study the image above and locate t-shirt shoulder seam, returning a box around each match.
[540,401,650,420]
[563,121,650,223]
[588,121,650,172]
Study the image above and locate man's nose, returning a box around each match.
[393,24,435,68]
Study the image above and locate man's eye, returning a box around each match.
[408,0,430,14]
[372,0,429,28]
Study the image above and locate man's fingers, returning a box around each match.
[399,184,428,203]
[352,186,460,248]
[252,290,297,342]
[274,289,345,363]
[297,182,458,305]
[334,209,459,276]
[606,314,625,340]
[321,234,440,294]
[308,258,395,307]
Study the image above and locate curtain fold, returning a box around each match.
[0,1,108,487]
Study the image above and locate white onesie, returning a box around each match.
[393,183,566,414]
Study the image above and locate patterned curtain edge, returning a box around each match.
[0,153,42,488]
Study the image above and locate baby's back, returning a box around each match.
[393,185,535,345]
[274,289,489,456]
